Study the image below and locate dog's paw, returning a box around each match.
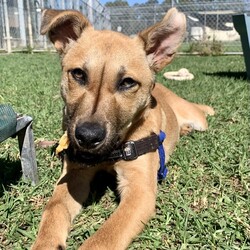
[79,240,109,250]
[180,123,194,136]
[32,242,66,250]
[206,106,215,116]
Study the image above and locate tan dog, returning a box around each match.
[32,8,214,250]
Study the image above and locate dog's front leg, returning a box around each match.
[32,165,96,250]
[80,153,158,250]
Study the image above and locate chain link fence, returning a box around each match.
[108,1,249,54]
[0,0,110,52]
[0,0,249,54]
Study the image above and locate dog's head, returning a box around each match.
[41,8,186,157]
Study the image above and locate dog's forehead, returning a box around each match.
[63,29,148,70]
[81,29,142,53]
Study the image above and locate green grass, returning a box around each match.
[0,53,249,249]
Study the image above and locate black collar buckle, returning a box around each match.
[122,141,138,160]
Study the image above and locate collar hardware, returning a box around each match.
[105,133,160,162]
[122,141,138,161]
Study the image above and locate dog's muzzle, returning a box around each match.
[75,122,106,149]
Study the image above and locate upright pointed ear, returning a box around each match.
[40,9,91,54]
[139,8,186,72]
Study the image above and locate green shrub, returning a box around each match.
[188,39,224,56]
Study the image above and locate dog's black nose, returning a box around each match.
[75,122,106,148]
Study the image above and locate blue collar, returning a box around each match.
[157,131,167,181]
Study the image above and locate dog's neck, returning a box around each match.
[64,131,167,180]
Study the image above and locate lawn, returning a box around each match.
[0,53,249,249]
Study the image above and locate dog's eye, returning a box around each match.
[71,68,87,84]
[118,78,138,91]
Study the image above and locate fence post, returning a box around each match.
[18,0,27,47]
[61,0,65,9]
[87,0,94,24]
[68,0,73,9]
[3,0,11,53]
[26,0,34,51]
[75,0,80,10]
[233,14,250,80]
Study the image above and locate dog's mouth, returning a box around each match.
[66,140,122,165]
[65,146,115,165]
[66,125,122,165]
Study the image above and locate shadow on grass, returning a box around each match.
[85,170,119,207]
[204,71,247,80]
[0,158,22,196]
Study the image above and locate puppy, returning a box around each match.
[32,8,214,250]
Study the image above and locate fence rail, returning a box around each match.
[0,0,249,54]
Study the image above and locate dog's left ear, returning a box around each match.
[40,9,91,54]
[138,8,186,72]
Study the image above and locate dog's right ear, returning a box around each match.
[40,9,91,54]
